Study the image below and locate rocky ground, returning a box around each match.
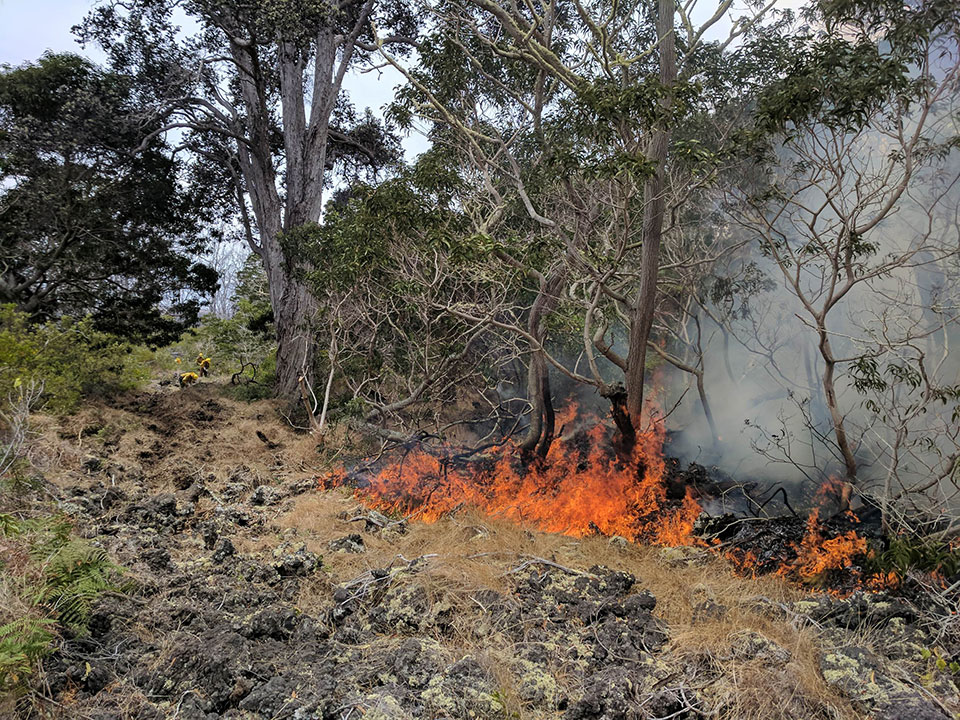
[12,383,960,719]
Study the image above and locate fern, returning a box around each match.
[26,516,73,560]
[0,512,21,537]
[0,617,55,692]
[35,541,123,634]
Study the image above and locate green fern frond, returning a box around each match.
[0,617,55,691]
[36,541,122,634]
[0,512,22,537]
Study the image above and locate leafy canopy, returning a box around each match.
[0,53,218,345]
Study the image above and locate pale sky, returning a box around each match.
[0,0,429,157]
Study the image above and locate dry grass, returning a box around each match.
[270,491,858,719]
[30,383,333,498]
[21,380,861,719]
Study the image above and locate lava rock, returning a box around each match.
[139,547,172,572]
[729,630,791,666]
[241,607,299,640]
[250,485,284,506]
[692,599,727,624]
[821,645,949,719]
[328,534,366,553]
[389,638,442,689]
[272,541,319,576]
[211,538,235,564]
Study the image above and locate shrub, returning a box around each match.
[868,534,960,581]
[0,305,149,413]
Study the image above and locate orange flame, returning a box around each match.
[323,405,701,546]
[325,421,905,596]
[781,509,867,581]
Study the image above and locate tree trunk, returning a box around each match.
[520,273,563,455]
[536,366,555,458]
[601,384,636,450]
[819,328,858,483]
[274,277,319,400]
[624,0,676,432]
[694,369,719,447]
[520,351,546,453]
[224,17,368,402]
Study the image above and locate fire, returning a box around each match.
[725,478,879,593]
[323,405,702,545]
[781,509,867,582]
[323,416,911,596]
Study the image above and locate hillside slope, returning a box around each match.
[10,381,957,719]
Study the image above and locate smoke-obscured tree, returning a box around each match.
[76,0,414,397]
[729,0,960,500]
[0,53,217,344]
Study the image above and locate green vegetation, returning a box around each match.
[157,255,276,400]
[0,53,218,344]
[0,513,125,695]
[869,534,960,582]
[0,305,150,413]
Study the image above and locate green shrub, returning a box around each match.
[222,347,276,401]
[155,255,276,394]
[0,305,149,413]
[867,534,960,581]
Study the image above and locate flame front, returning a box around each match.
[324,406,701,546]
[781,509,867,581]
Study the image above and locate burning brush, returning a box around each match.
[321,407,947,596]
[321,405,703,546]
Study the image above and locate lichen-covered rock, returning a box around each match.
[250,484,284,506]
[214,503,263,529]
[821,645,948,719]
[608,535,629,550]
[387,637,444,689]
[564,666,680,720]
[328,533,366,553]
[513,656,561,708]
[692,598,727,624]
[657,545,708,566]
[366,580,453,635]
[211,537,235,563]
[272,541,319,576]
[729,630,792,666]
[795,592,916,630]
[421,656,502,719]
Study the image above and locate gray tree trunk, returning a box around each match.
[221,10,371,399]
[624,0,677,431]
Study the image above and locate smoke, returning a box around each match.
[660,124,960,510]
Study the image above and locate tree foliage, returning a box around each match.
[0,53,218,344]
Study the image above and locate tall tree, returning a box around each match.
[0,53,217,344]
[382,0,781,448]
[731,0,960,490]
[78,0,412,396]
